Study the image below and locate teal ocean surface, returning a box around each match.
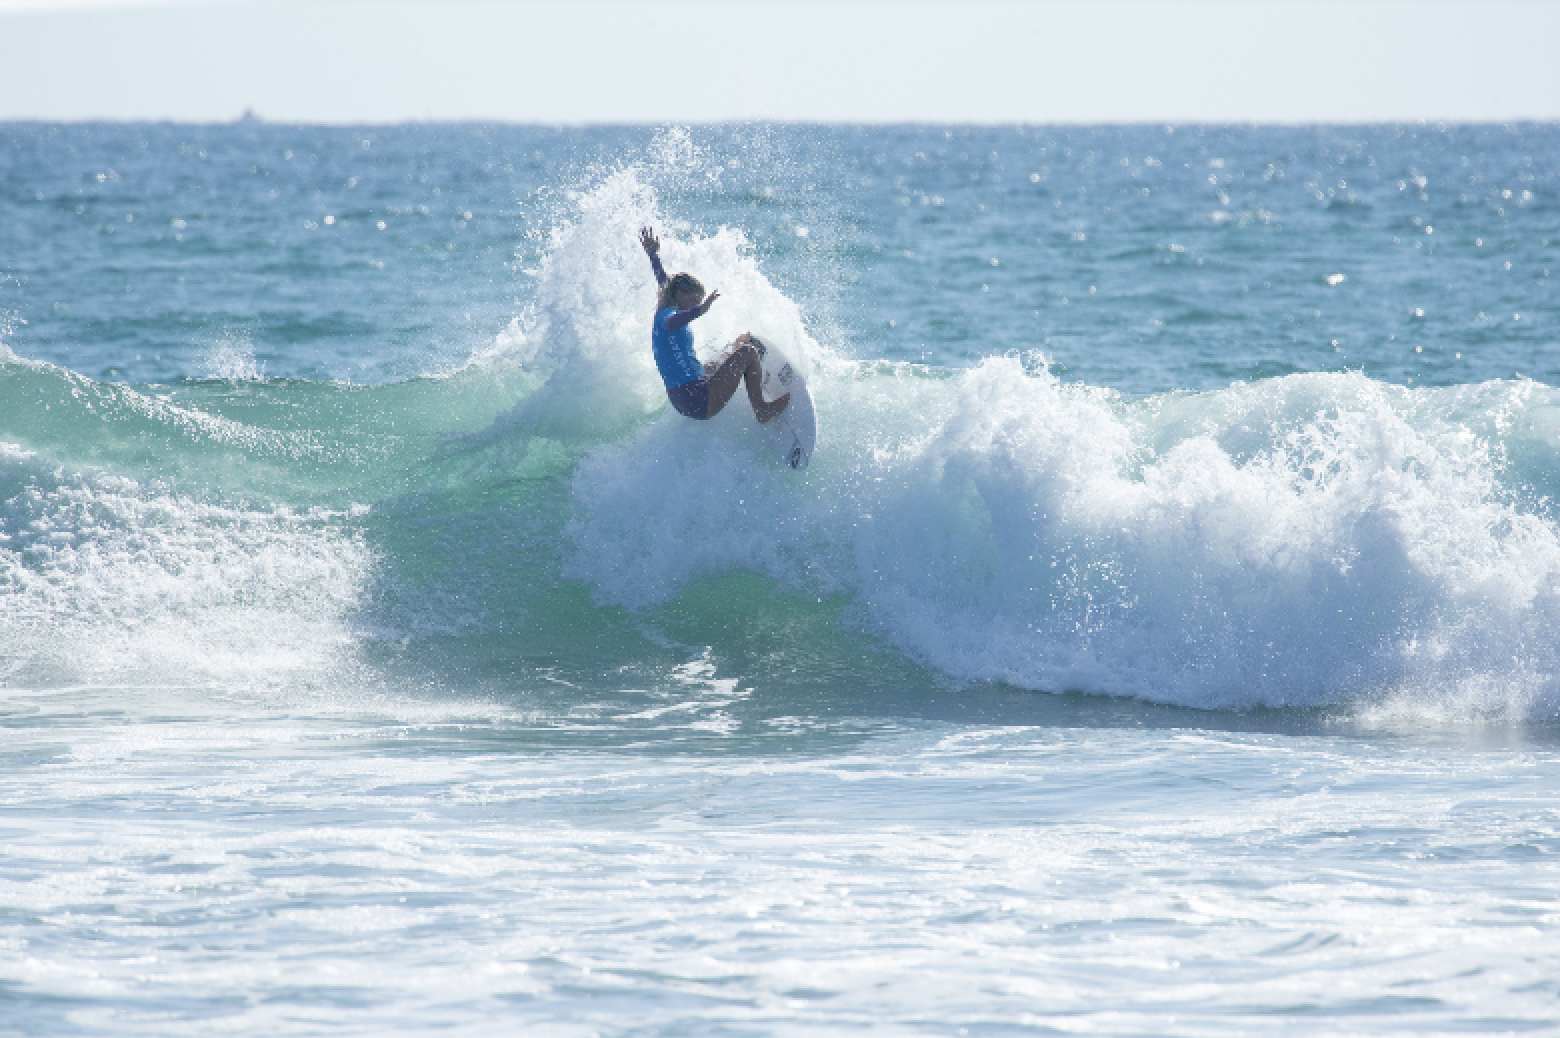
[3,122,1560,1035]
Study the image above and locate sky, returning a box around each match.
[0,0,1557,124]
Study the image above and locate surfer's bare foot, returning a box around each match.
[756,393,790,423]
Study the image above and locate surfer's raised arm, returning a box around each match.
[639,226,668,288]
[641,225,719,332]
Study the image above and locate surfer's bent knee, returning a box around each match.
[720,342,756,372]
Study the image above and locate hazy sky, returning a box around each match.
[1,0,1557,123]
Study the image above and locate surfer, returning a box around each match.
[639,226,789,423]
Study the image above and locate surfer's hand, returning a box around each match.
[638,226,659,254]
[700,289,720,312]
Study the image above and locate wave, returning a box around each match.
[569,356,1560,714]
[4,164,1560,718]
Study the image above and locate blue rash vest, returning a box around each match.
[651,306,703,388]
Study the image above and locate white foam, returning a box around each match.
[201,333,266,381]
[566,351,1560,715]
[0,444,370,691]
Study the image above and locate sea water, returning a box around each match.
[2,122,1559,1035]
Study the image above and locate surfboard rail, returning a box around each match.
[750,335,817,469]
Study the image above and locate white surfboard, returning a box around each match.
[750,335,817,470]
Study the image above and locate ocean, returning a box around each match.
[2,121,1559,1035]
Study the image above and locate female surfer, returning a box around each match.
[639,226,789,423]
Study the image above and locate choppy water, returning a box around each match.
[3,122,1560,1035]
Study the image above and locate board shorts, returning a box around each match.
[666,377,711,420]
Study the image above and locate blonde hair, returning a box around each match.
[656,272,704,314]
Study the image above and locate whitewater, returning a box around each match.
[2,122,1559,1034]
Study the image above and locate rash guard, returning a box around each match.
[651,306,703,388]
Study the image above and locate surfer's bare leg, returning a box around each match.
[706,335,790,423]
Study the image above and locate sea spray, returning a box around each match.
[489,167,817,443]
[202,333,267,382]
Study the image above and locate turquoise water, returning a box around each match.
[3,122,1560,1034]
